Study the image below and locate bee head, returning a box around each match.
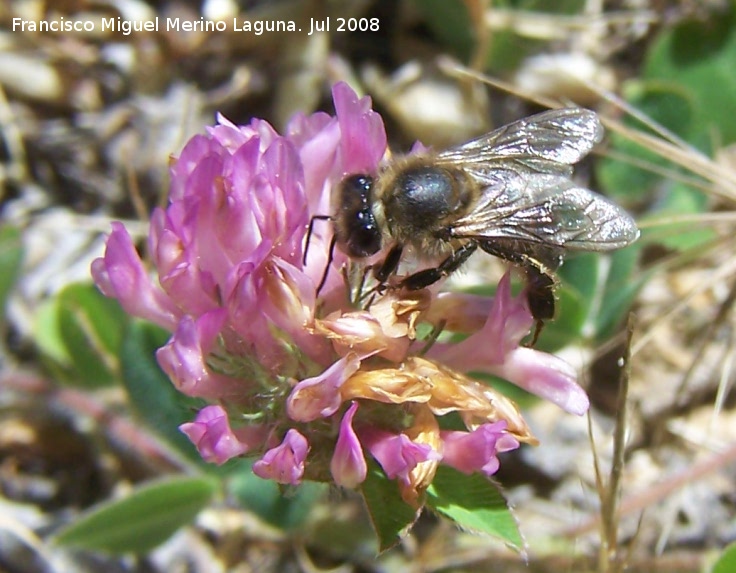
[334,174,383,258]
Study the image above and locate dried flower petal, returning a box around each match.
[400,406,442,506]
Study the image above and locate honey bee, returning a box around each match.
[326,108,639,334]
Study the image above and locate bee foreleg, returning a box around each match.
[303,214,332,266]
[374,245,404,283]
[315,234,338,294]
[399,242,478,291]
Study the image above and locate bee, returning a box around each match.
[326,108,639,335]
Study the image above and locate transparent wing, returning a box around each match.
[450,170,639,251]
[436,108,604,175]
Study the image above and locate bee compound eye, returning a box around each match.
[355,176,372,192]
[342,174,374,197]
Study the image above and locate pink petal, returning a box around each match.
[180,405,267,465]
[332,82,387,175]
[361,429,441,485]
[494,347,589,415]
[91,222,179,330]
[429,273,532,368]
[427,273,588,415]
[252,429,309,485]
[441,421,519,477]
[330,402,367,488]
[287,354,360,422]
[156,311,243,400]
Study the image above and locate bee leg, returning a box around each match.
[374,245,404,283]
[480,242,562,346]
[315,235,338,295]
[521,258,558,346]
[351,246,402,310]
[522,258,557,317]
[303,215,332,266]
[399,243,478,290]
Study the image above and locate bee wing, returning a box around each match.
[450,170,639,250]
[436,108,604,174]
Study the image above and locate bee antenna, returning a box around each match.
[303,215,332,266]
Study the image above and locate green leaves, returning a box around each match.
[35,283,128,388]
[228,468,325,531]
[643,7,736,144]
[361,462,522,553]
[545,248,642,348]
[413,0,587,73]
[0,224,23,328]
[598,6,736,254]
[712,542,736,573]
[120,320,203,461]
[361,463,420,552]
[596,87,696,204]
[32,282,203,461]
[426,466,522,550]
[53,476,217,554]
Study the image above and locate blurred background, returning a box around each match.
[1,1,736,571]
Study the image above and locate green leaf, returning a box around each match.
[483,28,543,75]
[58,285,126,386]
[516,0,586,13]
[61,284,128,355]
[641,182,715,251]
[426,465,522,550]
[119,320,203,461]
[558,253,600,306]
[643,6,736,144]
[535,253,599,351]
[597,10,736,257]
[34,283,128,388]
[483,0,586,73]
[0,225,23,326]
[536,254,607,351]
[53,476,217,554]
[527,286,584,351]
[412,0,473,62]
[35,299,69,365]
[712,542,736,573]
[550,247,643,345]
[413,0,581,73]
[596,84,697,204]
[228,465,324,531]
[361,462,419,552]
[594,245,645,341]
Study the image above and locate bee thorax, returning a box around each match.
[379,163,474,243]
